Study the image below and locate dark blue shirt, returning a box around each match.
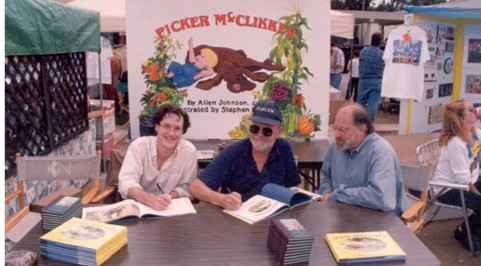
[199,138,301,202]
[359,46,385,79]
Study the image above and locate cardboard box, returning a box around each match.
[90,100,116,137]
[329,100,348,124]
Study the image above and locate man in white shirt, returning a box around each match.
[118,104,197,210]
[330,42,345,90]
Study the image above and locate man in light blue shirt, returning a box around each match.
[318,103,408,216]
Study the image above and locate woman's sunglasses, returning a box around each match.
[249,125,273,137]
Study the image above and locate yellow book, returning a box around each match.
[40,217,127,265]
[324,231,406,264]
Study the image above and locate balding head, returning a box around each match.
[334,103,374,152]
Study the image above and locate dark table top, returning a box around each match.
[191,138,330,166]
[14,201,440,266]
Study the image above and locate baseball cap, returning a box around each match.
[250,100,282,126]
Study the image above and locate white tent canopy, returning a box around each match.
[68,0,354,38]
[331,10,354,39]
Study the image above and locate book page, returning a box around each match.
[290,187,322,201]
[223,195,288,224]
[82,199,141,223]
[137,197,197,218]
[261,183,313,208]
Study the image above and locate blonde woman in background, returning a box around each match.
[431,99,481,255]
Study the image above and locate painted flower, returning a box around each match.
[293,93,304,108]
[271,82,290,103]
[287,27,296,40]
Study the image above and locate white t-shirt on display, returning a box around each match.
[382,25,430,101]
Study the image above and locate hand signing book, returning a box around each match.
[144,193,172,211]
[217,192,242,210]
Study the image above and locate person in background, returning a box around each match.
[189,100,301,210]
[318,103,408,216]
[345,49,360,102]
[330,42,345,90]
[118,104,197,210]
[356,32,385,122]
[431,99,481,255]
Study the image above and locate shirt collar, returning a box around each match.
[348,133,377,155]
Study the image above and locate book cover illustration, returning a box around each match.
[41,217,127,251]
[325,231,406,264]
[42,196,81,215]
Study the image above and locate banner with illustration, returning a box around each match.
[127,0,329,139]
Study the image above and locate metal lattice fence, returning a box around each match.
[5,53,89,178]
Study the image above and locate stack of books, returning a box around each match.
[267,218,314,265]
[324,231,407,264]
[41,196,82,230]
[40,217,127,265]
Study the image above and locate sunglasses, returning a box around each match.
[249,125,274,137]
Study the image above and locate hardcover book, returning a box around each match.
[82,197,197,223]
[268,219,314,265]
[324,231,407,264]
[223,183,321,224]
[41,196,82,230]
[42,196,81,215]
[40,217,127,265]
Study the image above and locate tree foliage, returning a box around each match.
[331,0,448,12]
[331,0,375,10]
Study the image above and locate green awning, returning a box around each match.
[6,0,100,56]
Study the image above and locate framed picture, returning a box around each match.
[467,38,481,64]
[426,88,434,99]
[464,74,481,94]
[438,83,453,97]
[446,26,455,41]
[445,42,454,53]
[436,25,446,44]
[428,104,443,124]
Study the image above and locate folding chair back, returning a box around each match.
[415,139,440,168]
[5,154,101,233]
[400,162,434,233]
[416,140,477,255]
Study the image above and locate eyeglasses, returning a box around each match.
[159,123,183,133]
[333,126,350,136]
[249,125,273,137]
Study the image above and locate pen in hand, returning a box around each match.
[156,183,164,194]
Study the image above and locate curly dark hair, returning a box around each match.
[152,103,191,134]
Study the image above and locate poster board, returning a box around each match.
[126,0,329,139]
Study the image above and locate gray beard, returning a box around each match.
[250,139,274,153]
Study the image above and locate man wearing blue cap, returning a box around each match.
[190,100,301,210]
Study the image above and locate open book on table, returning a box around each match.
[223,183,322,225]
[82,198,196,223]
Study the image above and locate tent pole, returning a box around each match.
[97,51,106,173]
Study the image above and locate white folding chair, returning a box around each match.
[416,140,476,255]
